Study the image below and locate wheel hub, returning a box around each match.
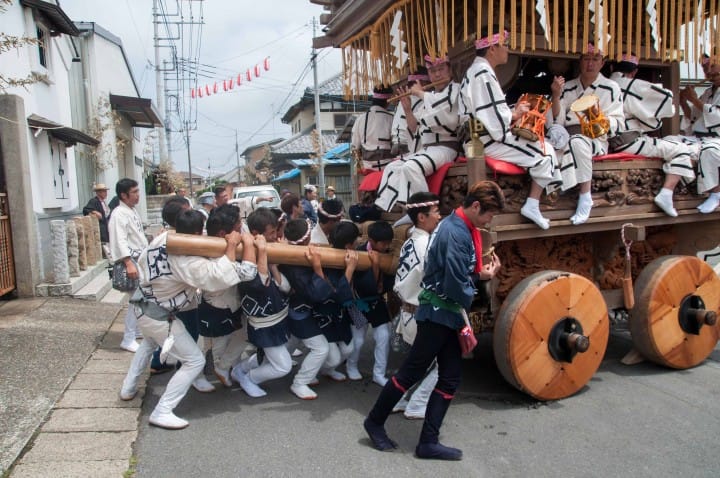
[678,294,718,335]
[548,317,590,363]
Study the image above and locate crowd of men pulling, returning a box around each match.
[102,28,720,462]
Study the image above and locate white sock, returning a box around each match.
[520,198,550,229]
[698,192,720,214]
[571,192,593,225]
[654,188,677,217]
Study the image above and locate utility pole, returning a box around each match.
[312,17,325,194]
[235,129,242,184]
[163,59,172,162]
[185,121,193,196]
[153,0,168,163]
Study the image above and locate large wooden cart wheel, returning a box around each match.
[493,271,609,400]
[630,255,720,369]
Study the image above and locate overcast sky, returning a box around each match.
[61,0,342,176]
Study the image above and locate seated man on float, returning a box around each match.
[459,27,561,230]
[608,53,695,217]
[550,44,625,225]
[678,57,720,214]
[352,85,395,173]
[391,67,430,157]
[375,53,461,212]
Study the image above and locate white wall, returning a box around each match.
[0,5,80,214]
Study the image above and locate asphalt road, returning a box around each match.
[133,328,720,478]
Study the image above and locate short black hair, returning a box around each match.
[175,210,205,235]
[214,186,227,198]
[368,221,393,242]
[284,218,310,242]
[162,196,190,228]
[614,61,638,74]
[206,204,240,237]
[407,191,440,225]
[318,198,343,224]
[246,207,278,234]
[116,178,138,198]
[330,221,359,249]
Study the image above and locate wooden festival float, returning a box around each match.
[305,0,720,401]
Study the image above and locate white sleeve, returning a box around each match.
[170,255,253,293]
[108,211,130,261]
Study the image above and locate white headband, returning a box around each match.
[287,219,313,245]
[405,200,440,209]
[318,204,343,220]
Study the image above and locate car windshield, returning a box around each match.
[235,191,270,198]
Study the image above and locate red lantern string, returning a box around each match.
[190,56,270,99]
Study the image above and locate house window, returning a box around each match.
[36,26,48,68]
[334,113,352,129]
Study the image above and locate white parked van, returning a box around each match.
[228,185,281,218]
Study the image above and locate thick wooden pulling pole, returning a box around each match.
[165,232,396,275]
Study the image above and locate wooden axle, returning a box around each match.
[565,332,590,353]
[165,232,397,274]
[687,309,718,327]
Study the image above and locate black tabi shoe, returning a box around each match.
[363,417,398,451]
[415,442,463,461]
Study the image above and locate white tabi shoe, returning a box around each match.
[231,366,267,398]
[373,375,389,387]
[192,375,216,393]
[149,410,189,430]
[290,383,318,400]
[346,365,363,381]
[214,367,232,388]
[120,340,139,353]
[322,370,347,382]
[119,387,137,401]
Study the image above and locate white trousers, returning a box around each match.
[698,138,720,192]
[616,136,695,180]
[485,137,561,190]
[375,145,457,211]
[205,330,246,371]
[247,345,292,385]
[122,305,139,345]
[347,322,390,381]
[122,316,205,414]
[405,364,439,415]
[322,341,354,372]
[558,135,608,190]
[286,334,330,386]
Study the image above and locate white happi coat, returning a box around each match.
[553,74,624,190]
[375,82,461,211]
[309,223,329,245]
[138,231,257,314]
[352,105,395,171]
[108,200,148,262]
[460,56,560,191]
[391,97,424,155]
[393,227,430,345]
[610,73,694,180]
[680,86,720,192]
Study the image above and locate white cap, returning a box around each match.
[303,184,317,193]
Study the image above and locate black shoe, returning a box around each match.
[363,417,398,451]
[415,442,463,461]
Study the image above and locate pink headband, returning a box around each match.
[406,200,439,209]
[373,92,392,99]
[408,74,430,82]
[475,30,510,49]
[584,43,604,56]
[318,204,343,220]
[287,220,313,245]
[424,54,449,67]
[620,53,639,65]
